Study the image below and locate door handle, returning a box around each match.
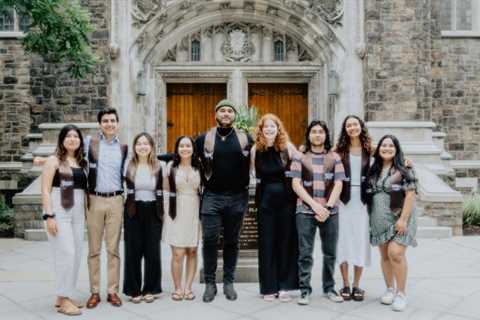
[167,121,174,128]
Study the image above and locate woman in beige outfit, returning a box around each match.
[163,136,201,301]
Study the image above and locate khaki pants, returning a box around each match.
[87,195,124,294]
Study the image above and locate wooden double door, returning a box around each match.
[166,83,308,152]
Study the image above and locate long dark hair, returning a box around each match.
[304,120,332,152]
[335,115,373,157]
[368,134,408,183]
[55,124,87,169]
[173,136,200,170]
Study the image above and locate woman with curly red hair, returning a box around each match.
[334,115,373,302]
[251,113,299,302]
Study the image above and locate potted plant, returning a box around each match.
[463,192,480,235]
[235,105,258,137]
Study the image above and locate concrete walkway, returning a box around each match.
[1,237,479,320]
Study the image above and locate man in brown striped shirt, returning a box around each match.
[291,120,345,306]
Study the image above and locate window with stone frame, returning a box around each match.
[274,40,285,61]
[0,7,29,33]
[440,0,479,31]
[191,39,201,62]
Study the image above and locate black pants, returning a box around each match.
[201,190,248,284]
[123,201,162,296]
[296,213,338,294]
[257,183,299,295]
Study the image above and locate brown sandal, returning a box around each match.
[352,287,365,302]
[184,290,195,301]
[340,287,352,301]
[171,291,184,301]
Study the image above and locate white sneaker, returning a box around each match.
[263,294,276,302]
[278,291,292,302]
[297,292,310,305]
[380,287,395,305]
[325,290,344,303]
[392,292,407,312]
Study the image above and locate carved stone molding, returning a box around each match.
[159,21,314,63]
[244,1,255,12]
[132,0,165,26]
[266,6,279,17]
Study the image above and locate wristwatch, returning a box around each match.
[326,205,334,212]
[42,213,55,220]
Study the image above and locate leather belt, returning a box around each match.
[90,191,123,197]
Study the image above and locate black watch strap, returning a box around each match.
[42,213,55,220]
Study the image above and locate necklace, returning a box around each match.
[216,128,234,142]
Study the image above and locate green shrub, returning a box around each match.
[463,193,480,226]
[235,105,258,136]
[0,195,14,232]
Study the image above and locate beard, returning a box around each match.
[215,116,234,127]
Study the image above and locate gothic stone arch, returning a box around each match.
[111,0,355,150]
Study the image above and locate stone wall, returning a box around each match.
[0,0,111,162]
[0,40,32,161]
[364,0,432,122]
[29,0,111,131]
[431,2,480,160]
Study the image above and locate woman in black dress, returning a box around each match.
[251,113,299,302]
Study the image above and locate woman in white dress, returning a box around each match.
[335,115,373,302]
[163,136,201,301]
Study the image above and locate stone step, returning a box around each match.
[24,229,124,241]
[417,226,452,239]
[417,216,437,227]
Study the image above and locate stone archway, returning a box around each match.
[110,0,365,149]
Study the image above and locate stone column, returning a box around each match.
[201,28,213,62]
[230,68,245,106]
[262,27,272,63]
[286,37,298,62]
[213,27,224,62]
[112,0,137,144]
[250,28,261,62]
[336,0,365,131]
[176,37,189,62]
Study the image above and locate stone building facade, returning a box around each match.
[1,0,479,236]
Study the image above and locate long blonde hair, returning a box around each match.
[132,132,158,170]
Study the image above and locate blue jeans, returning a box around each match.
[201,190,248,284]
[296,213,338,294]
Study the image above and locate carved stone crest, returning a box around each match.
[222,29,254,62]
[309,0,344,26]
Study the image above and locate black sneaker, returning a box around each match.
[202,283,217,303]
[223,283,237,301]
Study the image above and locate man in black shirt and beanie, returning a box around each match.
[195,99,253,303]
